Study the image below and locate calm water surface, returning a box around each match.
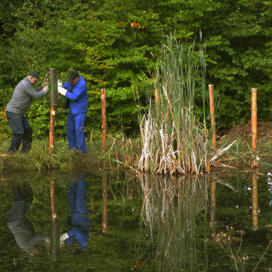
[0,170,271,272]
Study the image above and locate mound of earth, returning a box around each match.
[223,121,272,142]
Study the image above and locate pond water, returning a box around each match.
[0,170,271,272]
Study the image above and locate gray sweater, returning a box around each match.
[6,77,46,115]
[8,217,49,255]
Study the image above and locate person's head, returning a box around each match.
[67,70,80,86]
[28,71,40,84]
[27,240,45,256]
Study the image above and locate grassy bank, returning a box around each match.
[0,136,141,173]
[1,122,272,174]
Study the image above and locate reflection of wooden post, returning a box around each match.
[102,174,108,233]
[50,179,58,260]
[210,180,216,227]
[101,89,106,153]
[251,88,257,152]
[49,68,57,154]
[209,84,216,149]
[252,174,258,231]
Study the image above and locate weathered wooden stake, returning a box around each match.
[251,88,257,151]
[50,179,59,260]
[208,84,216,149]
[101,89,107,153]
[49,68,58,154]
[252,173,258,230]
[154,88,159,116]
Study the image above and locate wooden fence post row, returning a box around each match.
[208,85,258,152]
[208,84,216,149]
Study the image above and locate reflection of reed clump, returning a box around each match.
[139,174,209,272]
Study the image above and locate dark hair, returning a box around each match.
[67,71,79,83]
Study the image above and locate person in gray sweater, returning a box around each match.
[5,71,49,153]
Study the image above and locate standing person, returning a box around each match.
[58,71,88,153]
[5,71,49,153]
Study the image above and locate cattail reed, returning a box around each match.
[139,34,209,174]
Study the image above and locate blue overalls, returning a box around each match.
[63,76,88,153]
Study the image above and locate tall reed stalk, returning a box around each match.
[139,34,209,174]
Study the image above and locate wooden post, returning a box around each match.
[252,173,258,230]
[102,174,108,233]
[101,89,107,153]
[50,179,58,260]
[251,88,257,151]
[154,88,159,105]
[154,88,162,120]
[208,84,216,149]
[49,68,57,154]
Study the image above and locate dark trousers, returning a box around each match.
[6,111,32,153]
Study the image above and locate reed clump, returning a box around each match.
[139,34,209,175]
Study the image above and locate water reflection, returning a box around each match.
[60,173,90,254]
[139,174,209,272]
[7,182,50,256]
[252,174,258,231]
[102,173,108,233]
[138,173,272,272]
[50,178,59,261]
[210,179,216,227]
[1,171,272,271]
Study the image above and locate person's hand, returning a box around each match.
[45,236,51,245]
[60,232,69,242]
[60,232,69,247]
[44,236,51,253]
[58,79,63,87]
[43,85,49,94]
[58,86,67,96]
[42,78,49,88]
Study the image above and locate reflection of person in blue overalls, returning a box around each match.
[60,174,90,254]
[7,182,51,256]
[57,71,88,153]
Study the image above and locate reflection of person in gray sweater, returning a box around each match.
[7,182,50,256]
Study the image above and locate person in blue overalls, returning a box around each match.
[58,71,88,153]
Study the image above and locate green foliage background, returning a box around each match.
[1,0,272,139]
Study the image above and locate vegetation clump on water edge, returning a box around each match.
[1,123,272,175]
[0,136,142,173]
